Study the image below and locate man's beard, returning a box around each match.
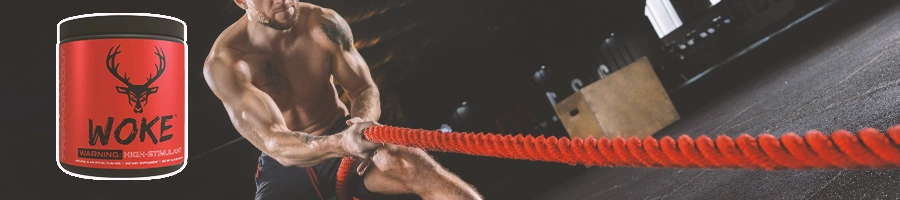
[248,5,300,30]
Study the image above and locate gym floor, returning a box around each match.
[536,0,900,199]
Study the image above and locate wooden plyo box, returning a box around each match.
[554,57,680,139]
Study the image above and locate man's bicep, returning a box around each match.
[333,50,375,93]
[203,60,289,135]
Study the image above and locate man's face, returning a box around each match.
[246,0,300,30]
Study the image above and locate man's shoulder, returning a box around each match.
[295,2,334,17]
[207,21,250,64]
[295,3,343,28]
[204,45,245,72]
[300,5,353,51]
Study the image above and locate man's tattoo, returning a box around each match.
[320,21,353,50]
[300,134,327,143]
[263,60,286,94]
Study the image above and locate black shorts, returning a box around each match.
[254,116,377,200]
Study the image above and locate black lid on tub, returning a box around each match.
[59,14,185,42]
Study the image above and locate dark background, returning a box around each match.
[10,0,897,199]
[10,0,649,199]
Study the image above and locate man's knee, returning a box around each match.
[373,145,439,178]
[358,145,434,194]
[363,145,481,199]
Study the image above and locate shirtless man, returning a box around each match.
[203,0,482,199]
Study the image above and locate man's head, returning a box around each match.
[235,0,301,30]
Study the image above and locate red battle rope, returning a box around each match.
[335,125,900,200]
[335,156,358,200]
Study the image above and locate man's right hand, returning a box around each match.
[341,117,383,159]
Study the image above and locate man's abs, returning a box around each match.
[241,52,349,135]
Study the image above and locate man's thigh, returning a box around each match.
[360,145,440,195]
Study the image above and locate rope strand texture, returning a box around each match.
[336,125,900,200]
[362,125,900,169]
[335,156,358,200]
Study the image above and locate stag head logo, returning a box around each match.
[106,45,166,114]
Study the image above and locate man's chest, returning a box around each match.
[242,51,334,102]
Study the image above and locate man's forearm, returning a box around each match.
[266,86,378,167]
[349,86,381,121]
[266,130,348,167]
